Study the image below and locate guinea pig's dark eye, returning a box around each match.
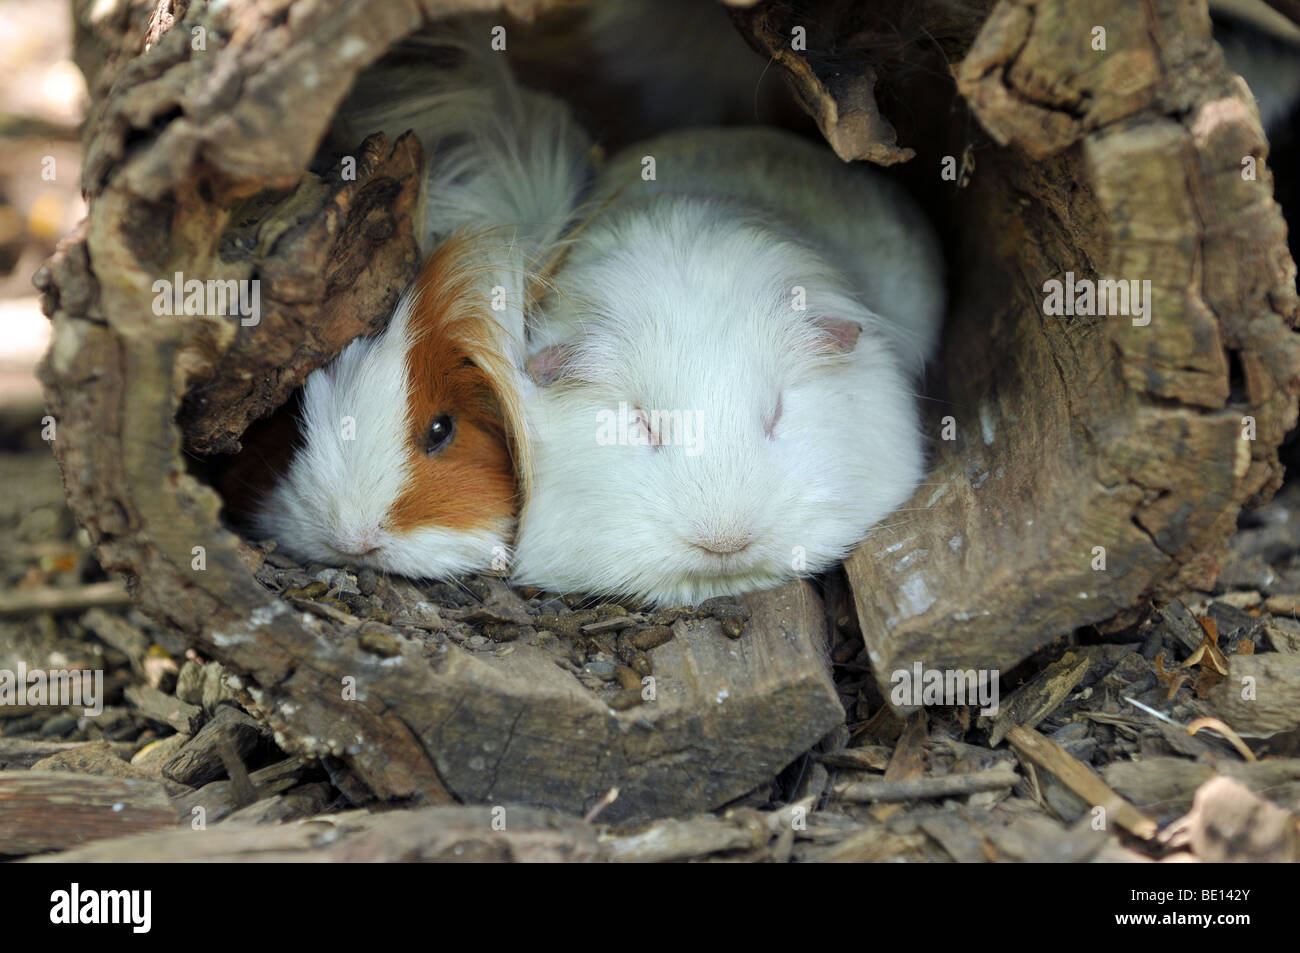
[423,414,456,455]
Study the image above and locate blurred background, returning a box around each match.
[0,0,85,423]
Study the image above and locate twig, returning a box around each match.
[1006,726,1157,839]
[832,766,1019,803]
[1187,716,1257,762]
[0,581,130,615]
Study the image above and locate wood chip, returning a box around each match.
[30,741,155,781]
[873,709,928,820]
[1103,756,1300,817]
[0,771,175,854]
[172,758,305,826]
[988,650,1091,746]
[161,706,267,786]
[0,581,131,616]
[602,811,769,863]
[1216,590,1262,609]
[1161,599,1209,653]
[833,766,1020,804]
[0,738,131,771]
[1006,725,1157,839]
[1265,594,1300,615]
[1206,652,1300,737]
[818,745,892,772]
[80,608,150,676]
[124,683,202,734]
[30,805,599,863]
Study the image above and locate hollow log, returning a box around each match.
[36,0,1300,816]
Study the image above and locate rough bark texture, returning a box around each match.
[843,0,1299,697]
[28,805,602,862]
[36,0,1300,815]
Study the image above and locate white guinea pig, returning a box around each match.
[511,127,944,605]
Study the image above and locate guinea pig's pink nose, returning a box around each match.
[336,529,381,558]
[691,532,753,556]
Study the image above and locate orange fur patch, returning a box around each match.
[389,234,521,534]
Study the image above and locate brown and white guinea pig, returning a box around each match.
[252,20,591,578]
[252,233,526,577]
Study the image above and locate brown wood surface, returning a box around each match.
[0,771,177,854]
[845,0,1299,699]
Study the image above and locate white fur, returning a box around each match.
[253,291,511,576]
[511,128,944,605]
[254,25,591,577]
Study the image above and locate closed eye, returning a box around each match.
[632,406,663,450]
[764,392,784,439]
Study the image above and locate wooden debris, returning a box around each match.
[729,3,918,164]
[0,771,176,854]
[0,581,130,615]
[0,738,132,771]
[872,709,929,820]
[1206,652,1300,736]
[1265,594,1300,615]
[30,806,600,863]
[1264,616,1300,654]
[30,740,155,781]
[80,608,151,677]
[818,745,892,772]
[833,766,1020,804]
[1186,717,1257,761]
[916,808,997,863]
[1103,757,1300,818]
[222,782,335,824]
[162,706,268,787]
[602,810,769,863]
[1006,726,1157,839]
[129,734,190,775]
[123,683,202,734]
[1216,590,1262,610]
[1161,599,1210,654]
[978,812,1119,863]
[812,826,931,863]
[176,660,238,713]
[987,650,1090,746]
[172,758,306,826]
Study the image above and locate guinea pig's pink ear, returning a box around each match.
[811,317,862,354]
[527,343,580,385]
